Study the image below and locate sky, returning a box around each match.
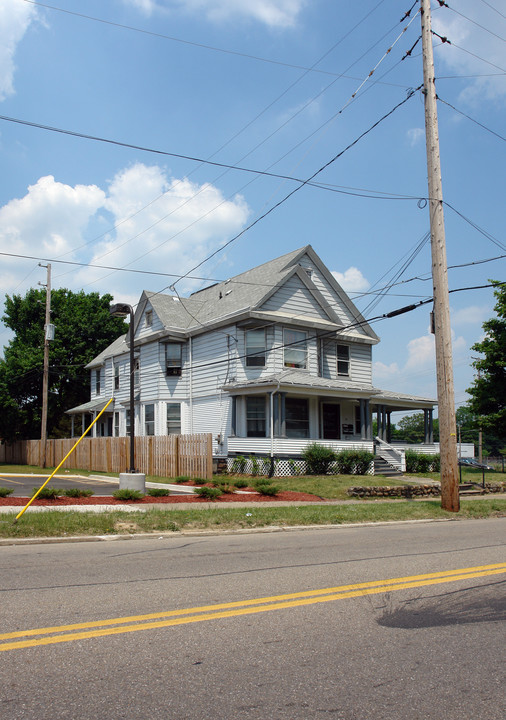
[0,0,505,423]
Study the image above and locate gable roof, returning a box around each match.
[134,245,379,343]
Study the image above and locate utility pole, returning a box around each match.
[39,263,52,469]
[420,0,459,511]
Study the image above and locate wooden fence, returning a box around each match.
[0,434,213,479]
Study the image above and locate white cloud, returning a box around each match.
[331,267,370,293]
[451,304,490,326]
[433,1,506,102]
[0,163,250,307]
[124,0,305,27]
[0,0,38,101]
[407,128,424,146]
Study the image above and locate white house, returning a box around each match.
[66,246,437,472]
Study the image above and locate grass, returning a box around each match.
[0,498,504,538]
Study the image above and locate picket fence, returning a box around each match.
[0,434,212,479]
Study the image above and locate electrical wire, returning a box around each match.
[436,95,506,142]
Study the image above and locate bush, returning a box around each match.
[32,486,63,499]
[231,455,247,474]
[0,487,13,497]
[62,488,94,498]
[335,449,374,475]
[194,486,222,500]
[112,489,145,501]
[174,476,190,483]
[405,451,440,473]
[253,480,280,496]
[301,443,337,475]
[147,488,170,497]
[233,478,249,489]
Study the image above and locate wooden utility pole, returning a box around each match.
[420,0,459,511]
[40,263,52,469]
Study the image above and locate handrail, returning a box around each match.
[374,436,406,472]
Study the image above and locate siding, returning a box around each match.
[191,328,236,398]
[320,339,372,384]
[261,274,331,320]
[135,302,164,340]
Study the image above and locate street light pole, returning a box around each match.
[110,303,136,475]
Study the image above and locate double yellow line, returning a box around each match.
[1,563,504,652]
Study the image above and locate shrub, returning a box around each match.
[32,486,63,499]
[301,443,337,475]
[0,487,13,497]
[147,488,170,497]
[174,476,190,483]
[194,486,222,500]
[253,480,280,496]
[112,489,145,501]
[335,449,374,475]
[231,455,247,474]
[62,488,94,498]
[233,478,249,489]
[405,451,440,473]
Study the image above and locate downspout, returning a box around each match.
[189,336,193,434]
[269,380,281,478]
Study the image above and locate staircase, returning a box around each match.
[374,456,404,478]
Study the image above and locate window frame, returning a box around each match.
[285,397,310,438]
[144,403,155,436]
[246,396,266,437]
[114,364,120,391]
[95,369,101,396]
[245,328,266,367]
[165,342,182,377]
[166,403,181,435]
[283,329,307,370]
[336,344,350,377]
[145,309,153,327]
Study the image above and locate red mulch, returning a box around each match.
[0,491,322,506]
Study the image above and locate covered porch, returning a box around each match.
[65,399,115,438]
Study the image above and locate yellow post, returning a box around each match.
[14,398,114,523]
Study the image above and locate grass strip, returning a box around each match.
[0,499,504,539]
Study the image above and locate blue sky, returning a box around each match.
[1,0,505,420]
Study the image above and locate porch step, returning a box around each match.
[374,457,403,477]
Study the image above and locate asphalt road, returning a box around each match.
[1,518,504,719]
[0,473,121,496]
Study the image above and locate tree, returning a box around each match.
[455,405,504,456]
[392,413,439,444]
[467,282,506,441]
[0,288,127,441]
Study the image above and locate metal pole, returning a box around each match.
[40,263,51,469]
[421,0,459,512]
[129,307,135,473]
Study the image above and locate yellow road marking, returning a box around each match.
[1,563,504,652]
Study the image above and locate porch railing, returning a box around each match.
[227,437,374,456]
[374,437,406,472]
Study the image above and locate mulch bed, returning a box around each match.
[0,491,323,506]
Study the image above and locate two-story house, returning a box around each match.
[66,246,437,472]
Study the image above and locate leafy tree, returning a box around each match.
[455,405,504,456]
[0,288,127,441]
[467,282,506,442]
[373,413,439,443]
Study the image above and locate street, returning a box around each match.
[1,518,504,719]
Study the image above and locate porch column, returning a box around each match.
[81,414,85,434]
[280,393,286,437]
[360,399,366,440]
[386,411,392,443]
[428,409,434,444]
[381,406,387,441]
[70,415,75,438]
[273,393,279,436]
[424,409,429,444]
[376,408,380,439]
[365,400,372,440]
[230,396,237,437]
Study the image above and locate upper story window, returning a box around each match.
[165,343,182,376]
[114,364,120,391]
[134,358,140,388]
[145,404,155,436]
[336,344,350,377]
[284,329,307,369]
[145,310,153,327]
[95,369,101,395]
[245,329,266,367]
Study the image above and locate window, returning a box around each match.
[165,343,182,376]
[114,412,119,437]
[114,364,120,391]
[134,358,140,388]
[285,398,309,438]
[245,329,266,367]
[95,369,101,395]
[336,344,350,376]
[246,397,266,437]
[166,403,181,434]
[144,404,155,435]
[145,310,153,327]
[284,329,307,369]
[126,409,132,436]
[355,405,361,435]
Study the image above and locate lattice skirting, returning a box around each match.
[226,456,374,477]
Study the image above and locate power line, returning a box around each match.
[445,4,506,45]
[436,95,506,142]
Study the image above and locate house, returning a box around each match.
[66,246,437,473]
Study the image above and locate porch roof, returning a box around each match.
[65,398,114,415]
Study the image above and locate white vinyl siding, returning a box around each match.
[261,275,330,321]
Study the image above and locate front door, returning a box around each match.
[322,403,340,439]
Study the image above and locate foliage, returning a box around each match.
[0,288,128,441]
[212,480,235,493]
[0,487,13,497]
[194,486,222,500]
[232,478,249,489]
[335,449,374,475]
[32,486,63,499]
[467,282,506,441]
[301,443,337,475]
[147,488,170,497]
[112,488,145,501]
[231,455,247,473]
[174,476,191,483]
[253,479,280,496]
[405,451,440,473]
[62,488,94,498]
